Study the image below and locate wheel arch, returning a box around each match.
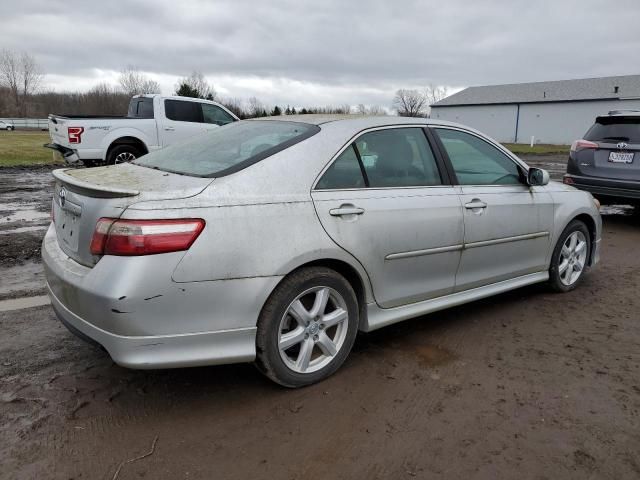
[572,213,598,266]
[106,136,149,159]
[272,258,372,331]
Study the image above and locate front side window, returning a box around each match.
[135,120,319,177]
[201,104,236,126]
[316,145,365,190]
[164,99,201,123]
[355,128,442,188]
[435,128,523,185]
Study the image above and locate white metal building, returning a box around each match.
[430,75,640,145]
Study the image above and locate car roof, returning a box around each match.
[252,114,462,129]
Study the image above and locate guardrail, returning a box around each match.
[0,118,48,129]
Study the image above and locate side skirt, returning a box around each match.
[363,271,549,332]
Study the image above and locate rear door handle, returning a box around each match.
[464,199,487,209]
[164,126,175,131]
[329,206,365,216]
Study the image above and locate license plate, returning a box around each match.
[609,151,634,164]
[55,204,81,252]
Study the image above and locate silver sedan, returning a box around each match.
[42,116,602,387]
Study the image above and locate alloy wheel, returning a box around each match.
[278,286,349,374]
[558,231,588,286]
[114,151,137,163]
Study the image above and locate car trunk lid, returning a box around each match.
[52,164,214,266]
[589,141,640,180]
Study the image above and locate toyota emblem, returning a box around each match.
[59,186,66,207]
[617,142,628,150]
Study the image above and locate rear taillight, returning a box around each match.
[90,218,205,256]
[68,126,84,144]
[570,139,598,152]
[563,175,574,185]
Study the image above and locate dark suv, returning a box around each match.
[564,111,640,205]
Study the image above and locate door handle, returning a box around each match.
[464,199,487,209]
[164,126,175,131]
[329,206,365,216]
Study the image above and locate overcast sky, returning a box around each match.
[2,0,639,109]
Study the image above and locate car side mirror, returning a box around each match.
[527,167,550,186]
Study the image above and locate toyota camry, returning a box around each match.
[43,116,602,387]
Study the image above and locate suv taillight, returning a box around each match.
[570,139,598,152]
[90,218,205,256]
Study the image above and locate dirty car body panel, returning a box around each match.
[42,116,602,371]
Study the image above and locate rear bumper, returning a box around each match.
[48,283,257,369]
[42,224,282,369]
[563,174,640,201]
[44,143,103,164]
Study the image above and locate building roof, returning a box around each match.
[432,75,640,107]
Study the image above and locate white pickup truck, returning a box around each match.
[45,94,238,166]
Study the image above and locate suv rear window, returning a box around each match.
[135,120,319,177]
[585,117,640,143]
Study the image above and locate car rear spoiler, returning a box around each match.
[52,169,140,198]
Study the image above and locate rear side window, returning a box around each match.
[201,104,236,126]
[135,120,319,177]
[128,98,154,119]
[164,100,202,123]
[316,146,365,189]
[435,128,522,185]
[356,128,442,188]
[584,117,640,143]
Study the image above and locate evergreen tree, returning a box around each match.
[175,83,200,98]
[271,105,282,116]
[291,107,297,114]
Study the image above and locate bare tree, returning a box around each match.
[424,84,448,116]
[247,96,265,117]
[0,49,44,116]
[220,97,245,118]
[175,71,216,100]
[393,89,427,117]
[368,105,386,115]
[356,104,386,115]
[119,67,161,96]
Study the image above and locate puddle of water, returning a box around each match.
[0,225,48,235]
[2,208,50,223]
[600,204,634,216]
[0,262,45,297]
[0,295,50,312]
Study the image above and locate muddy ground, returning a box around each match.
[1,156,639,479]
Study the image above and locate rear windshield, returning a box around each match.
[585,117,640,143]
[128,97,154,119]
[135,120,319,177]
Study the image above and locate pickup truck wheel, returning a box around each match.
[107,145,141,165]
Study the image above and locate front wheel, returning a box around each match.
[255,267,359,388]
[548,220,591,292]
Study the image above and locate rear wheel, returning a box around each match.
[107,144,142,165]
[548,220,591,292]
[255,267,359,388]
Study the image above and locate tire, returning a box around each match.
[255,267,359,388]
[106,144,142,165]
[548,220,591,292]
